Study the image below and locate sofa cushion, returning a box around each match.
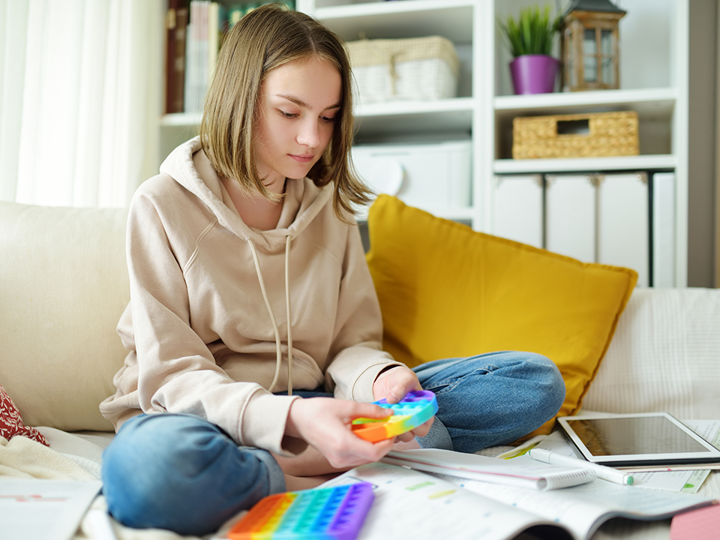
[0,202,129,432]
[365,195,637,435]
[0,384,49,445]
[583,288,720,418]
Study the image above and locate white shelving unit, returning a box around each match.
[159,0,692,286]
[489,0,689,286]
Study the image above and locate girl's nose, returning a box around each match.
[296,119,320,148]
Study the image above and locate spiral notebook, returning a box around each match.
[382,449,595,491]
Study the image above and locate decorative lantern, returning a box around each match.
[560,0,626,91]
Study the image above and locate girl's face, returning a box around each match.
[255,55,342,189]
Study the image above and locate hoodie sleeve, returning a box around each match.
[122,191,306,456]
[325,221,404,402]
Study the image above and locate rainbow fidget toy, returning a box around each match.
[228,483,374,540]
[351,389,438,443]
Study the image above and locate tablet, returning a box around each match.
[557,412,720,467]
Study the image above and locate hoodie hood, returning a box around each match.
[160,136,334,252]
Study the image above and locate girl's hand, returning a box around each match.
[285,398,395,469]
[372,366,434,441]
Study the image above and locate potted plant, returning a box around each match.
[499,5,562,95]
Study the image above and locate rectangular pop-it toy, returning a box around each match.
[351,390,438,443]
[228,482,374,540]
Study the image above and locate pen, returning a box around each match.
[529,447,634,486]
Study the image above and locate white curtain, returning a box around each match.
[0,0,163,208]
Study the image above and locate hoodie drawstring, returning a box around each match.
[284,235,293,395]
[246,236,294,396]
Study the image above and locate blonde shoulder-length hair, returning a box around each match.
[199,3,371,220]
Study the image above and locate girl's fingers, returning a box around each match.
[395,431,416,443]
[378,367,423,404]
[409,417,434,438]
[324,431,394,468]
[290,398,407,469]
[351,402,393,420]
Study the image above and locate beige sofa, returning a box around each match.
[1,199,720,540]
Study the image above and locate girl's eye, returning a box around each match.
[279,110,298,119]
[320,115,337,124]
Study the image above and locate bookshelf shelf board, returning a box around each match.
[359,206,475,224]
[160,98,475,133]
[494,87,677,124]
[315,0,475,42]
[161,113,202,127]
[354,97,474,136]
[493,154,678,175]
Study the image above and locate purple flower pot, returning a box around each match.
[510,54,559,95]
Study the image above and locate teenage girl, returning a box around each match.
[100,4,565,536]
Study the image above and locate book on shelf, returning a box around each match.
[165,1,296,115]
[323,462,715,540]
[545,174,597,263]
[651,172,676,287]
[165,0,189,114]
[596,173,650,288]
[208,1,221,84]
[184,1,207,113]
[492,174,544,249]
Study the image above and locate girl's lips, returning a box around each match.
[289,154,314,163]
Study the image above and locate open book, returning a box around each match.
[323,462,714,540]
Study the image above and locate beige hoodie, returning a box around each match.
[100,138,401,455]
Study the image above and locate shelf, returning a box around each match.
[359,206,475,223]
[354,97,474,137]
[160,98,475,135]
[314,0,475,42]
[161,113,202,127]
[493,154,677,175]
[494,87,677,124]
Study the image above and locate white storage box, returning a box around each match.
[346,36,460,103]
[351,140,472,218]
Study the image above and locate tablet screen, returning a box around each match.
[558,413,720,466]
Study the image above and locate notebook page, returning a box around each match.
[444,473,713,540]
[0,479,101,540]
[324,462,573,540]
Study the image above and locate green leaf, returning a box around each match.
[498,4,561,58]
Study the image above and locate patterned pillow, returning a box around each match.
[0,385,49,446]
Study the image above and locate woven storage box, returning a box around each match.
[512,111,639,159]
[346,36,460,103]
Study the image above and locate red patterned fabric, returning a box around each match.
[0,385,49,446]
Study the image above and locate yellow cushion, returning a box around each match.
[365,195,637,435]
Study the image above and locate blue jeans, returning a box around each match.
[102,351,564,535]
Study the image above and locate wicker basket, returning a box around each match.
[346,36,460,103]
[512,111,639,159]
